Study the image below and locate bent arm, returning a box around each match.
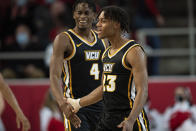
[126,46,148,123]
[50,33,81,127]
[80,85,103,107]
[50,33,71,107]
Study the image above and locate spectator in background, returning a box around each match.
[2,0,38,50]
[144,97,164,131]
[0,73,31,131]
[49,0,72,42]
[163,86,196,131]
[14,24,40,51]
[40,90,64,131]
[2,24,46,78]
[33,1,53,50]
[132,0,165,75]
[43,0,73,77]
[44,43,53,75]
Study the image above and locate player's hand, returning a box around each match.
[16,113,31,131]
[60,99,81,128]
[117,119,134,131]
[67,98,81,113]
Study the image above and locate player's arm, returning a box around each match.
[127,46,148,122]
[0,73,31,131]
[50,33,69,109]
[80,85,103,107]
[50,33,81,128]
[67,85,103,112]
[68,71,105,112]
[119,46,148,127]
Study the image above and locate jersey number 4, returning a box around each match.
[90,63,100,80]
[103,74,117,92]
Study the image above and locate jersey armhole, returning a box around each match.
[122,44,141,71]
[101,46,111,61]
[101,39,107,49]
[63,32,76,61]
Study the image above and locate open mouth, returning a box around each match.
[79,20,87,25]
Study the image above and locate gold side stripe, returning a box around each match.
[142,110,148,131]
[68,120,71,131]
[68,61,74,98]
[128,71,133,108]
[62,32,76,60]
[101,39,106,49]
[64,115,66,131]
[137,119,142,131]
[62,65,67,97]
[101,46,111,61]
[128,71,142,131]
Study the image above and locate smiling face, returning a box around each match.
[73,3,95,30]
[96,11,118,39]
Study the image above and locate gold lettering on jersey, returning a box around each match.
[103,63,115,73]
[84,50,101,61]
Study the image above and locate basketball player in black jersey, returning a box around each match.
[50,0,107,130]
[68,6,150,131]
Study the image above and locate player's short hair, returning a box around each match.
[73,0,96,13]
[98,6,129,32]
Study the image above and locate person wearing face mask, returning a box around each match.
[16,32,30,48]
[13,24,45,78]
[163,86,196,131]
[15,24,31,50]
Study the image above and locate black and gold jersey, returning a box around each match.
[62,29,106,111]
[102,40,149,130]
[102,40,139,112]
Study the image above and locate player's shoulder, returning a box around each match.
[126,40,139,46]
[125,40,145,61]
[55,31,70,42]
[52,31,73,52]
[54,31,72,45]
[126,40,143,52]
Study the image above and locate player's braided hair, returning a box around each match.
[98,6,129,33]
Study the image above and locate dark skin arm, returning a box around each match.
[117,46,148,131]
[79,85,103,107]
[0,73,31,131]
[50,32,81,128]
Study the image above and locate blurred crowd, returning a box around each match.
[0,0,75,78]
[145,86,196,131]
[0,0,165,78]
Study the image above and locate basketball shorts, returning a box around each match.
[95,110,150,131]
[65,109,102,131]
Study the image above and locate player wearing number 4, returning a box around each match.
[68,6,150,131]
[50,0,107,130]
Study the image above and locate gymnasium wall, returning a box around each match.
[1,78,196,131]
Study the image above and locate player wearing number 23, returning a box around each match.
[67,6,150,131]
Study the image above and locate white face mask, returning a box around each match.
[45,0,55,4]
[16,32,29,46]
[17,0,27,6]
